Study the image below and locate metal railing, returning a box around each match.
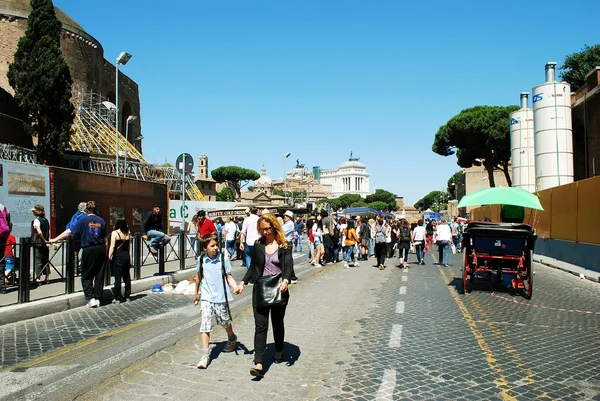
[1,232,198,305]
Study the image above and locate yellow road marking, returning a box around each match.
[8,320,150,370]
[437,255,554,400]
[433,254,517,400]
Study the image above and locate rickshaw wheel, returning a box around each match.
[462,249,470,294]
[524,251,533,300]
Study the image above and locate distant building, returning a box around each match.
[254,166,274,197]
[194,153,217,201]
[457,164,512,213]
[319,153,371,198]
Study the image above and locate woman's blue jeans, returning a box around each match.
[343,246,355,262]
[225,240,236,258]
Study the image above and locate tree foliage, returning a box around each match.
[367,201,389,212]
[7,0,75,165]
[317,194,365,212]
[365,189,398,211]
[432,105,518,187]
[560,44,600,92]
[216,187,236,202]
[414,190,447,211]
[447,170,464,199]
[211,166,260,198]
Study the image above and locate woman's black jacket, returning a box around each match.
[241,239,295,285]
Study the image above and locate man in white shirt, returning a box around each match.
[435,218,453,267]
[282,210,295,246]
[222,217,238,260]
[239,207,260,269]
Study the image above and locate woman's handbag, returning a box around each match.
[253,273,289,308]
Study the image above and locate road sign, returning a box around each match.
[176,153,194,174]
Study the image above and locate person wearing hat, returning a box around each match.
[31,204,50,285]
[282,211,295,246]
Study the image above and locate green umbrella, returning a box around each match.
[457,187,544,210]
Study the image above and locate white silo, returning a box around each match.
[533,62,573,191]
[510,93,536,192]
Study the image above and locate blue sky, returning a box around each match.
[55,0,598,205]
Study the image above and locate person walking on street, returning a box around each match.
[0,203,11,294]
[397,219,411,268]
[222,216,238,260]
[373,216,387,270]
[412,219,427,265]
[321,211,334,264]
[358,217,370,261]
[236,213,295,378]
[51,201,107,307]
[188,215,199,259]
[141,205,170,254]
[436,218,452,267]
[293,216,305,253]
[282,210,295,247]
[342,219,360,268]
[108,216,131,303]
[31,204,50,285]
[194,234,241,369]
[240,207,260,269]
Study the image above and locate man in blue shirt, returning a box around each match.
[51,201,107,308]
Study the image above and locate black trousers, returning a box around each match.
[253,303,287,364]
[323,234,334,262]
[81,244,106,301]
[399,242,410,262]
[386,242,393,258]
[375,242,387,266]
[33,245,50,278]
[112,253,131,300]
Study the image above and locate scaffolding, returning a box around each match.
[0,89,205,201]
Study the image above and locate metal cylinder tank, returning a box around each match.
[533,62,573,191]
[510,92,535,192]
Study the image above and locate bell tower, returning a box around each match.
[198,153,209,179]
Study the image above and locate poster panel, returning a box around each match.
[0,161,51,239]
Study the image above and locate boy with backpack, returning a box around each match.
[194,234,241,369]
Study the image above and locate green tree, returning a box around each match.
[365,189,398,211]
[367,201,389,212]
[432,105,518,187]
[351,201,368,207]
[216,187,237,202]
[414,190,444,211]
[337,194,363,209]
[447,170,464,199]
[211,166,260,198]
[560,44,600,92]
[7,0,74,165]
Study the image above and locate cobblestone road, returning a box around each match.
[3,248,600,400]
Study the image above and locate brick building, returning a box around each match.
[571,67,600,180]
[0,0,142,151]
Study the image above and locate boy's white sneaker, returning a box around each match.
[87,298,98,308]
[197,354,210,369]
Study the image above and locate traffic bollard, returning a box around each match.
[65,237,75,294]
[179,232,186,271]
[158,244,165,275]
[133,233,141,280]
[18,237,31,304]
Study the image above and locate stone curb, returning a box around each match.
[533,254,600,283]
[0,268,198,326]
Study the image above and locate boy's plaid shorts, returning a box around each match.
[199,300,231,332]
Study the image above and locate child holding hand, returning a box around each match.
[194,234,241,369]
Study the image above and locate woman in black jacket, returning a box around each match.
[237,213,295,378]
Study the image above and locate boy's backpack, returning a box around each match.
[0,206,8,238]
[400,226,411,242]
[374,225,386,244]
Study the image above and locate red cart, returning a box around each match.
[462,222,536,299]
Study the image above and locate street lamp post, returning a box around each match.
[284,152,291,204]
[123,115,137,177]
[115,51,132,177]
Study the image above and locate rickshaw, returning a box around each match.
[457,187,543,299]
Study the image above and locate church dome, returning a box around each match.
[0,0,87,33]
[339,160,366,169]
[255,167,272,185]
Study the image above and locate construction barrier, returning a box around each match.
[469,175,600,246]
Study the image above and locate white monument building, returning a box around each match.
[319,153,371,198]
